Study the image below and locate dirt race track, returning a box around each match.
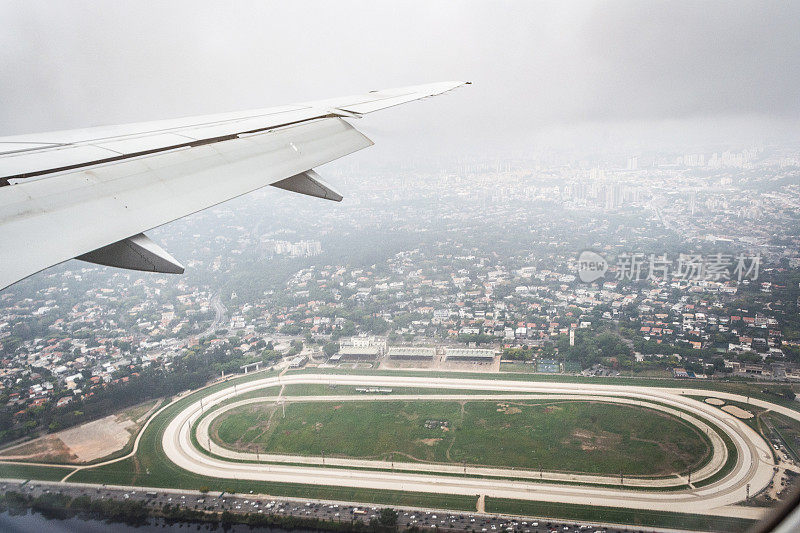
[162,373,787,521]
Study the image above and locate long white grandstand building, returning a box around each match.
[387,346,436,360]
[330,345,381,362]
[444,347,496,362]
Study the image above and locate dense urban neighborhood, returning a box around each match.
[1,147,799,446]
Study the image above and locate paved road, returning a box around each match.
[162,373,778,520]
[199,294,226,338]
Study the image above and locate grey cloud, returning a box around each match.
[0,1,798,150]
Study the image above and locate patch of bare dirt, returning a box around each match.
[568,429,622,451]
[58,415,134,462]
[722,405,754,419]
[0,435,77,463]
[416,438,443,447]
[1,400,159,464]
[496,403,522,415]
[239,404,280,446]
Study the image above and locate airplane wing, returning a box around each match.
[0,81,469,290]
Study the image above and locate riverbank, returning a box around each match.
[0,490,389,532]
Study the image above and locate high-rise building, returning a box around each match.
[604,182,623,210]
[589,167,605,180]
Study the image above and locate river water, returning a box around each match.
[0,510,313,533]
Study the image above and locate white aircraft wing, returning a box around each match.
[0,81,468,290]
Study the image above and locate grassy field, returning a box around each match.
[485,497,755,532]
[288,367,800,411]
[213,399,710,476]
[0,462,76,481]
[119,399,161,424]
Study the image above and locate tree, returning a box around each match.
[286,340,303,357]
[457,333,494,345]
[379,507,398,527]
[323,342,340,357]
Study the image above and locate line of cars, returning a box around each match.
[5,481,634,533]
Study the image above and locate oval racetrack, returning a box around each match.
[162,373,785,520]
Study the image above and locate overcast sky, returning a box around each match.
[2,1,799,156]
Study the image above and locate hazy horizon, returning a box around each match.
[2,1,800,157]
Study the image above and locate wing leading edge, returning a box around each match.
[0,81,469,290]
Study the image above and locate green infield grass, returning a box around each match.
[212,398,710,476]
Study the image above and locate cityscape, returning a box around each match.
[3,2,800,532]
[3,147,800,428]
[1,142,800,531]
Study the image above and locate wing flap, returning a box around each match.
[77,233,185,274]
[271,169,343,202]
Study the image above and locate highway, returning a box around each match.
[200,295,227,338]
[161,373,781,520]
